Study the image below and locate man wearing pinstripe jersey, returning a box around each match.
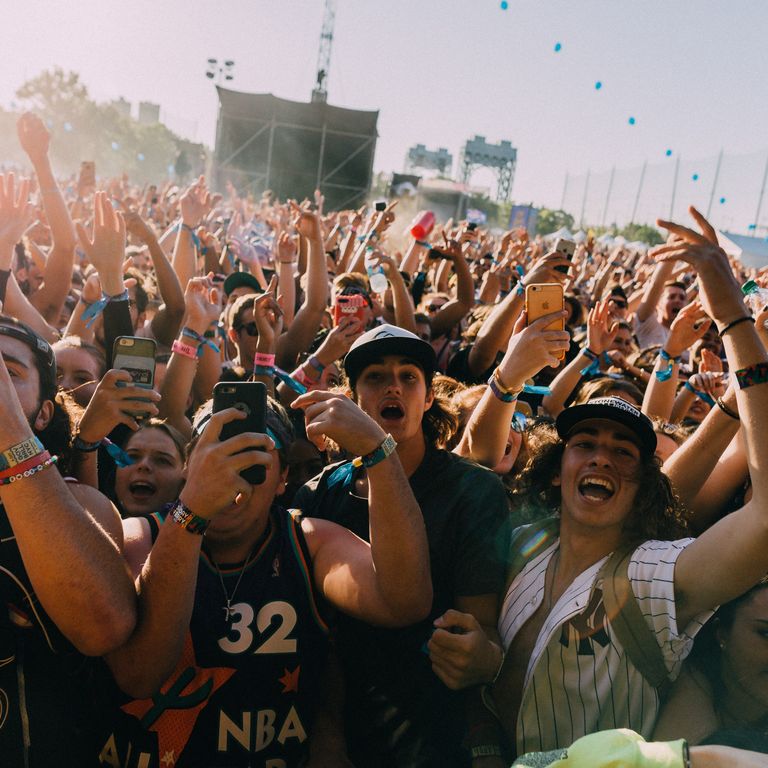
[431,207,768,765]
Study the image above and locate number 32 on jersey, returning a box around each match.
[218,601,297,655]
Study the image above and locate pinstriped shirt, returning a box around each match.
[498,537,713,756]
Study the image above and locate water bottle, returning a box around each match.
[365,248,388,293]
[410,211,435,241]
[741,280,768,329]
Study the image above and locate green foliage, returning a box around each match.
[535,208,575,235]
[616,222,664,246]
[4,68,207,184]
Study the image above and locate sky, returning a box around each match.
[3,0,768,232]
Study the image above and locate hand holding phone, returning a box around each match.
[554,238,576,275]
[525,283,566,361]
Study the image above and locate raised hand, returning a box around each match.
[524,249,571,285]
[664,301,711,358]
[292,390,387,455]
[0,174,33,266]
[180,176,212,228]
[586,299,618,355]
[184,275,220,333]
[277,231,298,264]
[75,191,126,296]
[77,369,161,441]
[251,277,284,351]
[654,207,744,327]
[315,315,364,364]
[16,113,50,164]
[116,199,156,243]
[290,201,322,241]
[496,310,571,389]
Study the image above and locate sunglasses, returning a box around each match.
[427,304,446,312]
[610,298,627,309]
[236,322,259,337]
[511,411,528,434]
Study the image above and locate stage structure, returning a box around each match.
[406,144,453,176]
[460,136,517,202]
[212,87,378,210]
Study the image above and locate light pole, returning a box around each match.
[206,58,235,85]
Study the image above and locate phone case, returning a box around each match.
[525,284,566,360]
[112,336,157,388]
[333,294,366,327]
[212,382,267,485]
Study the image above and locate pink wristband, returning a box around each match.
[253,352,276,367]
[172,339,198,360]
[292,367,313,387]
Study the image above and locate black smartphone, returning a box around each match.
[212,381,267,485]
[427,247,446,260]
[374,200,387,212]
[467,222,478,232]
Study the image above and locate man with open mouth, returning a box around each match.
[293,324,510,767]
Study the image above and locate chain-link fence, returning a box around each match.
[555,149,768,236]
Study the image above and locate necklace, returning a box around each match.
[211,519,272,621]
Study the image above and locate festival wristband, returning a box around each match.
[735,361,768,389]
[81,289,129,329]
[580,346,601,377]
[656,349,681,382]
[182,326,220,356]
[306,355,325,374]
[488,373,518,403]
[275,366,308,395]
[172,339,199,360]
[73,435,102,452]
[253,365,275,377]
[351,433,397,470]
[253,352,276,368]
[0,436,46,472]
[168,499,209,535]
[683,381,715,407]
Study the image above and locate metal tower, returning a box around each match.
[311,0,336,103]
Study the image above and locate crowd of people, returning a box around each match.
[2,111,768,768]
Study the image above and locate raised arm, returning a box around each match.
[427,237,473,338]
[172,176,211,292]
[292,390,432,626]
[121,204,185,346]
[635,258,676,322]
[456,310,570,467]
[17,113,77,323]
[656,208,768,630]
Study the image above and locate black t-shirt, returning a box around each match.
[294,446,510,767]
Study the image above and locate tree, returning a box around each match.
[535,208,575,236]
[617,222,664,246]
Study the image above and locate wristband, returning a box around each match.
[0,436,46,472]
[182,326,220,356]
[172,339,199,360]
[0,455,57,486]
[275,366,308,395]
[253,364,275,377]
[488,373,518,403]
[73,435,102,452]
[351,434,397,471]
[0,451,52,481]
[683,380,715,407]
[656,349,681,382]
[306,355,325,374]
[715,396,739,420]
[168,499,209,535]
[180,222,201,250]
[291,367,314,387]
[489,368,523,397]
[718,315,755,337]
[579,346,602,377]
[253,352,276,367]
[735,361,768,390]
[515,279,526,297]
[81,289,129,329]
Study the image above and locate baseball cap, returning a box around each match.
[343,324,437,388]
[223,272,262,297]
[555,396,656,457]
[0,317,57,401]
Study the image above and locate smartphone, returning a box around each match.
[79,161,96,190]
[212,381,267,485]
[525,283,566,360]
[113,336,156,420]
[554,238,576,275]
[374,200,388,212]
[427,247,447,260]
[333,293,366,327]
[467,222,478,232]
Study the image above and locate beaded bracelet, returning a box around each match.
[735,361,768,390]
[0,451,52,481]
[0,455,58,486]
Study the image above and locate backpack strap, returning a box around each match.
[598,543,671,696]
[504,517,560,596]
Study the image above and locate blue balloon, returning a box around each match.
[720,197,726,204]
[628,116,636,125]
[692,174,699,181]
[500,0,508,8]
[111,141,120,151]
[554,42,562,52]
[749,224,757,230]
[595,81,602,90]
[665,149,672,157]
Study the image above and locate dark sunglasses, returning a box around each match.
[427,303,445,312]
[610,298,628,309]
[236,321,259,337]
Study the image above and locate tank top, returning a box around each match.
[97,505,330,768]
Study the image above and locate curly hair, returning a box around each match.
[514,424,689,542]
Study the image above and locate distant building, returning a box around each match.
[138,102,160,125]
[112,97,131,119]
